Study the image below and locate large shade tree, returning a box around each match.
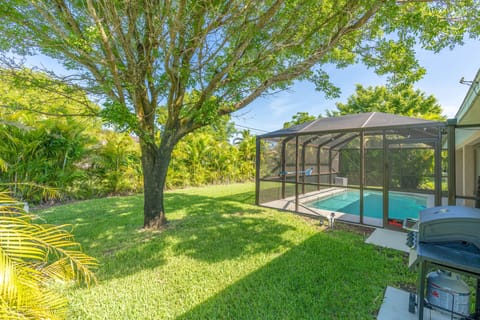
[1,1,478,229]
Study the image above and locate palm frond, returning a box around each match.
[0,158,7,172]
[0,192,97,319]
[0,183,60,201]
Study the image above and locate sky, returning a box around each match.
[232,39,480,135]
[22,38,480,136]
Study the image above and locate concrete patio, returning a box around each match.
[367,230,452,320]
[377,287,451,320]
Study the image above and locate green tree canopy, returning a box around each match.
[0,68,99,120]
[283,112,319,128]
[328,84,445,120]
[329,84,446,191]
[1,0,478,228]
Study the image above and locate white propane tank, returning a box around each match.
[426,270,470,317]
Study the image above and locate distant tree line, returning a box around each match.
[0,70,255,204]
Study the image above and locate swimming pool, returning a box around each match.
[305,190,427,220]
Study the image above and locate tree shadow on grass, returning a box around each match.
[165,192,296,263]
[41,188,298,281]
[99,192,287,280]
[164,190,257,213]
[38,195,169,281]
[176,230,415,320]
[98,237,168,281]
[212,190,257,205]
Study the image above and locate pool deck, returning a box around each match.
[261,187,378,225]
[261,188,447,228]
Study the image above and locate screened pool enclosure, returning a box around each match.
[255,112,450,228]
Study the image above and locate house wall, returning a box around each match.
[456,148,464,197]
[454,68,480,207]
[455,129,480,207]
[464,144,475,207]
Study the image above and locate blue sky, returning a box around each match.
[232,39,480,134]
[23,39,480,135]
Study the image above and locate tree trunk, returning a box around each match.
[140,135,176,230]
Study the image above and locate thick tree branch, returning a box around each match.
[194,0,284,114]
[86,0,127,107]
[30,2,114,101]
[226,1,385,114]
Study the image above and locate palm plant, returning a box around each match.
[0,158,7,172]
[0,192,97,319]
[0,70,101,202]
[182,132,213,185]
[88,130,143,195]
[234,130,256,180]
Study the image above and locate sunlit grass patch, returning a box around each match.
[38,182,415,319]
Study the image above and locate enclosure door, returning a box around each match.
[385,141,435,228]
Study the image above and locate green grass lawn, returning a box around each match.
[38,183,415,319]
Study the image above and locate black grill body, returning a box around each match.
[407,206,480,319]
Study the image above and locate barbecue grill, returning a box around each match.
[405,206,480,319]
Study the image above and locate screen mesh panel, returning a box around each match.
[256,113,448,226]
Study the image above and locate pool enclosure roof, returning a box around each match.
[259,112,444,139]
[255,112,450,228]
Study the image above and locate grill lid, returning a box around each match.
[418,206,480,250]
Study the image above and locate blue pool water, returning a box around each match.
[306,190,427,220]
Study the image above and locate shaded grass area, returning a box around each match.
[38,183,415,319]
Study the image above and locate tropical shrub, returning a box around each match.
[85,130,143,196]
[0,69,99,202]
[166,127,256,189]
[0,69,257,201]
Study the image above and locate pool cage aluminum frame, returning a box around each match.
[255,112,454,229]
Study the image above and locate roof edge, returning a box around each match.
[455,68,480,122]
[257,120,446,139]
